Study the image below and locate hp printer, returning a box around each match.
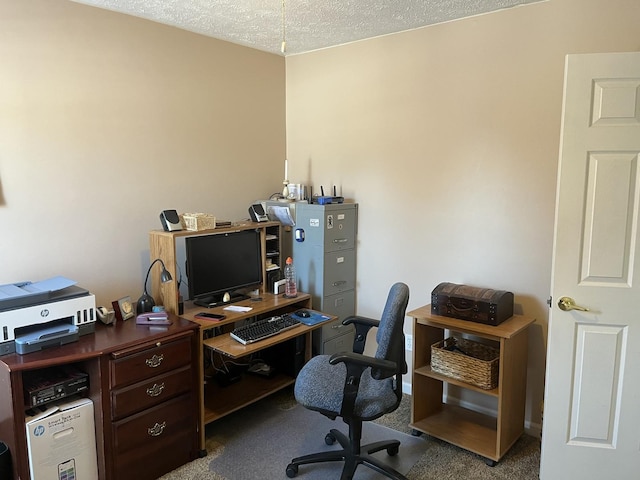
[0,282,96,356]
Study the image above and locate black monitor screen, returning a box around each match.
[185,229,262,304]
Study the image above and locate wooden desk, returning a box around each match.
[0,316,200,480]
[407,305,535,465]
[180,292,335,448]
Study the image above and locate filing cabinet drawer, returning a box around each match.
[323,249,356,295]
[112,394,195,479]
[322,207,357,251]
[315,290,355,336]
[110,335,191,387]
[111,365,193,420]
[322,330,356,357]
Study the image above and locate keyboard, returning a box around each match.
[230,314,301,345]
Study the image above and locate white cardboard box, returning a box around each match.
[25,397,98,480]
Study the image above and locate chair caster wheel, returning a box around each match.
[286,464,298,478]
[411,429,422,436]
[325,432,336,445]
[387,445,399,456]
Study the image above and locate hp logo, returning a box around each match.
[40,309,49,318]
[34,425,45,436]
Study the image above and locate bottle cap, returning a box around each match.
[286,257,293,264]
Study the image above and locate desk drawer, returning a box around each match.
[111,336,191,387]
[112,394,195,479]
[111,365,192,420]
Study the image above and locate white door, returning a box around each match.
[540,52,640,479]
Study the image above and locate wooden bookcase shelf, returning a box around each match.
[408,305,534,465]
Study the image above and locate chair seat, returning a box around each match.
[295,354,397,420]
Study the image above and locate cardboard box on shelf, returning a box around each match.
[25,397,98,479]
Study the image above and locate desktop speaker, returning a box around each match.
[159,210,182,232]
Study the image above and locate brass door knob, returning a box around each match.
[557,296,589,312]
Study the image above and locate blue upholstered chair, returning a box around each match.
[286,282,410,480]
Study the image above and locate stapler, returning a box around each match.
[136,311,171,325]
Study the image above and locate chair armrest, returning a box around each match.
[343,315,380,329]
[342,315,380,354]
[329,351,396,376]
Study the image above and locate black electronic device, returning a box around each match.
[186,229,262,307]
[194,312,226,321]
[23,365,89,407]
[295,309,311,318]
[248,203,269,222]
[159,209,182,231]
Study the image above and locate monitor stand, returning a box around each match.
[193,293,249,308]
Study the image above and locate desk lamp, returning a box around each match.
[136,258,173,313]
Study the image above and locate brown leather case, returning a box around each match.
[431,282,514,326]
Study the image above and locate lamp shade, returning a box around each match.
[136,258,173,313]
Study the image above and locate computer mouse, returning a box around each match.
[296,309,311,318]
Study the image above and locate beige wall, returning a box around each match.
[0,1,285,304]
[285,0,639,430]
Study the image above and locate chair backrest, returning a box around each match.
[373,282,410,379]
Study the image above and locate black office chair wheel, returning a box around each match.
[387,444,399,456]
[286,464,298,478]
[325,432,336,445]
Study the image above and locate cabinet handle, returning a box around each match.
[333,238,348,243]
[333,280,347,287]
[146,382,165,397]
[145,354,164,368]
[147,421,166,437]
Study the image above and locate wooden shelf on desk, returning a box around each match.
[204,372,294,423]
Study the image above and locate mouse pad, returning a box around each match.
[291,310,331,326]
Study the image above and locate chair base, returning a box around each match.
[286,428,408,480]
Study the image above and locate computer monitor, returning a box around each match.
[185,229,262,307]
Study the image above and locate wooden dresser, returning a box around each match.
[0,315,200,480]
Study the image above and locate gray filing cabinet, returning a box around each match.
[292,202,358,355]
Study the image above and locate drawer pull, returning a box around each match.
[148,421,166,437]
[333,238,348,243]
[146,382,165,397]
[332,280,347,287]
[145,354,164,368]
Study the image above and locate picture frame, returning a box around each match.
[112,296,135,322]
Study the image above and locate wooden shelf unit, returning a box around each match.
[408,305,534,465]
[148,221,282,315]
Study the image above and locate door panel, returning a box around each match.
[541,52,640,480]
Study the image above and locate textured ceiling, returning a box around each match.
[70,0,544,56]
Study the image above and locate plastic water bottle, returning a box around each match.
[284,257,297,298]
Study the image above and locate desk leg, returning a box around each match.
[197,326,206,455]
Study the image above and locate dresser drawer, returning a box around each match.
[112,394,196,479]
[111,365,192,420]
[110,335,191,387]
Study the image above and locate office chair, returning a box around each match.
[286,282,410,480]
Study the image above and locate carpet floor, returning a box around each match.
[159,387,541,479]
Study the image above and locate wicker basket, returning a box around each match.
[431,337,499,390]
[182,213,216,231]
